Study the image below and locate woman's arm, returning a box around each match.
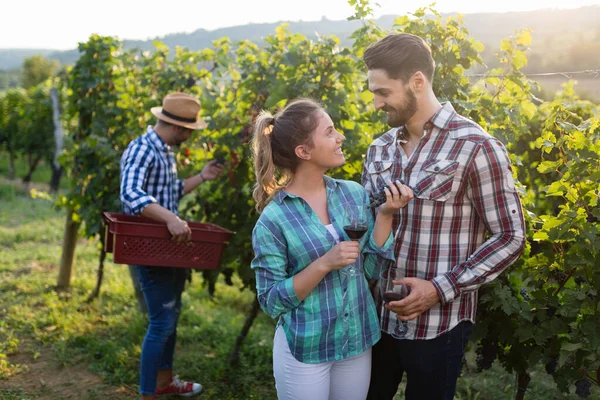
[251,220,360,318]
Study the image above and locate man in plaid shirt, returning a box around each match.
[361,34,526,399]
[120,92,222,399]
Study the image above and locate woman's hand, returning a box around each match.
[378,180,414,216]
[293,240,360,301]
[320,241,360,271]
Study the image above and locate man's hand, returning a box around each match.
[201,159,224,181]
[166,217,192,242]
[385,278,440,320]
[183,160,224,194]
[142,204,190,242]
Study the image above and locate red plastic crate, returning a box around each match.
[103,212,235,270]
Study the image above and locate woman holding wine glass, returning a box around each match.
[250,98,413,400]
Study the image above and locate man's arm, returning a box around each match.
[120,142,158,215]
[181,160,224,195]
[430,138,526,304]
[141,204,191,242]
[120,142,190,242]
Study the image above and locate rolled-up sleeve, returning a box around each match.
[120,142,157,215]
[251,220,301,319]
[432,138,526,304]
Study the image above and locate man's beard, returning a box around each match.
[384,89,418,128]
[174,134,189,146]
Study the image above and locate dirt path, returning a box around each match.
[0,340,136,400]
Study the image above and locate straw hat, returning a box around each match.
[151,92,208,130]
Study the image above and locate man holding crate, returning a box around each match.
[120,92,222,399]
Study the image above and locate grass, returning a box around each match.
[0,173,597,399]
[0,189,276,399]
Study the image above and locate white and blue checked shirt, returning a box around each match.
[120,126,185,215]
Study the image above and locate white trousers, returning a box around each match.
[272,326,372,400]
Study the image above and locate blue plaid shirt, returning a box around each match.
[120,126,185,215]
[251,177,395,364]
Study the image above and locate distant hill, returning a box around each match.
[1,6,599,73]
[0,49,56,70]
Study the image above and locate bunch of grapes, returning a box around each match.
[544,357,558,374]
[575,379,591,398]
[520,287,531,301]
[475,340,497,372]
[368,180,413,208]
[555,271,568,282]
[368,184,390,208]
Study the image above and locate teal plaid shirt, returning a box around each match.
[251,177,394,364]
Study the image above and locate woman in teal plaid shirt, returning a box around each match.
[250,98,413,400]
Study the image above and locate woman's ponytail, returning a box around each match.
[252,112,278,213]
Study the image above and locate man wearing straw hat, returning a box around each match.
[120,92,222,399]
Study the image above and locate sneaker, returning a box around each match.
[155,375,202,397]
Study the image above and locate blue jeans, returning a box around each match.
[367,321,473,400]
[136,266,187,395]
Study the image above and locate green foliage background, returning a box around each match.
[1,1,598,396]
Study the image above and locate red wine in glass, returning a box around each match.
[343,224,368,240]
[380,269,411,338]
[383,284,411,303]
[342,204,368,276]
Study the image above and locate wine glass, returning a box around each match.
[342,204,368,276]
[380,268,411,339]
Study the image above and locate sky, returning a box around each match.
[3,0,599,50]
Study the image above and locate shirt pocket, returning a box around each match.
[413,159,459,202]
[365,161,393,189]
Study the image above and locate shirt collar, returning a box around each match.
[146,126,169,151]
[273,175,339,205]
[430,101,456,130]
[395,101,456,142]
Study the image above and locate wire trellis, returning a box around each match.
[466,69,600,79]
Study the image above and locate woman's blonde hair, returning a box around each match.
[251,98,324,212]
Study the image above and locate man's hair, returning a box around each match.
[156,119,174,127]
[363,33,435,83]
